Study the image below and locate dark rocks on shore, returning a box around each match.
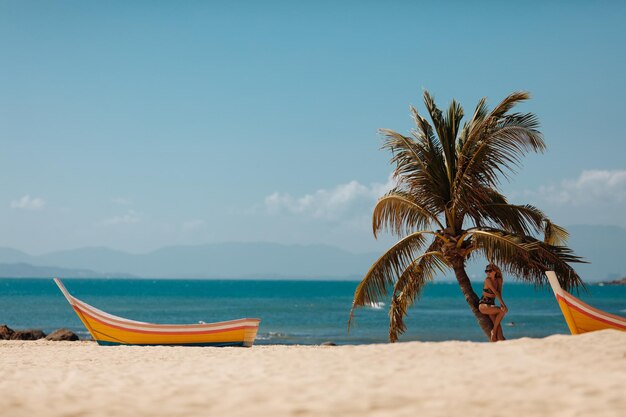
[10,329,46,340]
[45,328,79,341]
[1,324,81,341]
[0,324,15,340]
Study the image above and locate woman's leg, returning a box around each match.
[497,322,505,341]
[489,314,504,341]
[479,304,504,342]
[491,308,506,341]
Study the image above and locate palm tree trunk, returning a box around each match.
[450,260,493,339]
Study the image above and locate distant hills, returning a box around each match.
[0,262,131,279]
[0,242,377,280]
[0,224,624,281]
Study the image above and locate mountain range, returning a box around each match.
[0,242,375,280]
[0,225,624,281]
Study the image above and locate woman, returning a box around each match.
[478,264,508,342]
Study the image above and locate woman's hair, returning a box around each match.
[487,263,503,280]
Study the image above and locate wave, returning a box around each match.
[256,331,289,341]
[366,301,385,310]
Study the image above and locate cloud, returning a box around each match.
[182,219,207,231]
[509,169,626,228]
[264,177,395,221]
[10,195,46,210]
[103,210,141,225]
[537,170,626,205]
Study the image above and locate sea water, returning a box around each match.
[1,278,624,344]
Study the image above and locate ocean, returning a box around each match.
[1,278,624,344]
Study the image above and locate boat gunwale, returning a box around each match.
[74,302,260,335]
[555,293,626,329]
[54,278,261,340]
[71,296,260,331]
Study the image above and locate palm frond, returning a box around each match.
[442,99,464,183]
[470,228,585,291]
[379,129,429,175]
[423,91,463,186]
[488,91,531,119]
[388,242,447,341]
[455,186,546,236]
[544,220,569,246]
[453,94,545,210]
[379,125,449,213]
[459,92,531,157]
[527,242,584,291]
[486,203,546,235]
[348,231,432,329]
[468,229,538,264]
[410,105,436,148]
[422,91,444,142]
[460,112,545,186]
[410,106,447,178]
[459,97,488,148]
[372,189,444,238]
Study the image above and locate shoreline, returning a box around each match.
[1,330,624,417]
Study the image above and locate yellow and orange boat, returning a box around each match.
[546,271,626,334]
[54,278,261,347]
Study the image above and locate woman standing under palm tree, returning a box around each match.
[479,264,507,341]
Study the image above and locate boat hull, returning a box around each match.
[54,278,260,347]
[546,271,626,335]
[95,341,248,347]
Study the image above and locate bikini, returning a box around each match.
[479,281,497,306]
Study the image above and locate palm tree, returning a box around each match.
[349,91,584,342]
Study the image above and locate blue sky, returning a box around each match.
[1,1,625,255]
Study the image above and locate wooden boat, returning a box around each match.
[545,271,626,334]
[54,278,261,347]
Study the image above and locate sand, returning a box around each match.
[1,330,624,417]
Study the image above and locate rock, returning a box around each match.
[0,324,15,340]
[321,341,337,346]
[45,328,79,341]
[10,329,46,340]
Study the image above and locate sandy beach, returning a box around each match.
[1,330,624,417]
